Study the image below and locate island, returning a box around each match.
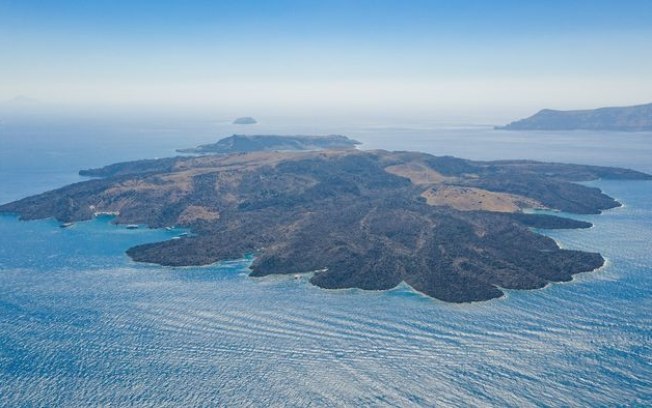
[498,102,652,131]
[2,135,650,303]
[233,117,257,125]
[177,134,361,154]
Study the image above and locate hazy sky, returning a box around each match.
[1,0,651,118]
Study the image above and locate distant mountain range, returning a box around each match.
[498,102,652,131]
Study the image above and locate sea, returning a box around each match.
[1,114,651,407]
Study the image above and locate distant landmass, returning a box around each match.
[2,135,650,303]
[3,95,39,105]
[0,96,40,112]
[233,117,257,125]
[177,134,361,154]
[498,102,652,131]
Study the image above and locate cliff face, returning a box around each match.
[499,103,652,131]
[2,145,650,303]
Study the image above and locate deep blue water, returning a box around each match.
[1,116,651,406]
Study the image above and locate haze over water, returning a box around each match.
[1,116,651,406]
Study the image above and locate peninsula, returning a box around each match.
[498,102,652,131]
[2,136,650,303]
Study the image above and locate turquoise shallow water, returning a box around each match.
[0,117,651,406]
